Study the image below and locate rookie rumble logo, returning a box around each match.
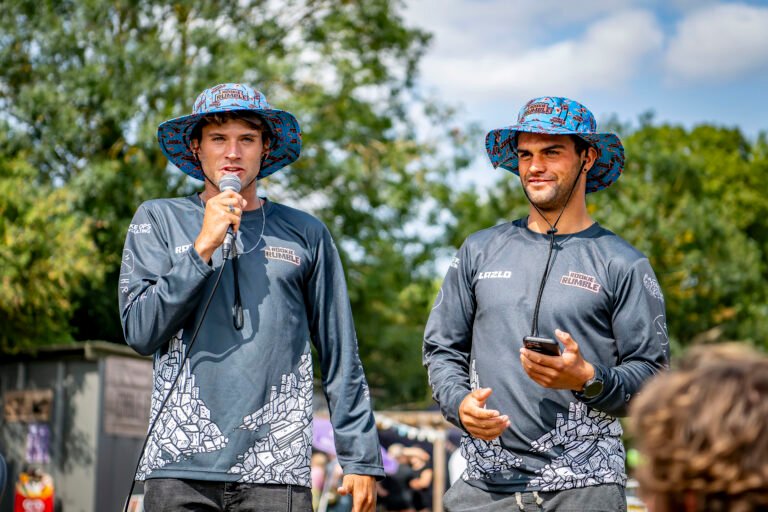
[560,271,601,293]
[215,89,248,102]
[264,246,301,266]
[522,101,553,118]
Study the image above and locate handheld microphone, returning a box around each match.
[219,175,241,260]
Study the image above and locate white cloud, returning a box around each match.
[404,0,637,58]
[663,0,719,12]
[413,10,663,100]
[665,3,768,83]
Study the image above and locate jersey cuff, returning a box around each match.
[188,246,216,276]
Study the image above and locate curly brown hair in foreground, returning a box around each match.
[630,347,768,512]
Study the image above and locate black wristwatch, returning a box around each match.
[581,374,604,399]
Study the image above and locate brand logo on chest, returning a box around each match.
[560,271,601,293]
[477,270,512,280]
[264,246,301,266]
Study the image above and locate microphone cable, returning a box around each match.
[121,259,229,512]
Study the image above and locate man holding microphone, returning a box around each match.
[120,83,382,511]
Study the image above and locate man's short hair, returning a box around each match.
[630,346,768,511]
[571,135,593,156]
[190,111,272,147]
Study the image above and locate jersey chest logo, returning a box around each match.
[559,271,601,294]
[477,270,512,280]
[264,246,302,266]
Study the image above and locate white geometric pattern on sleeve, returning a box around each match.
[528,401,626,491]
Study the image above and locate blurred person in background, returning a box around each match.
[312,451,330,510]
[631,345,768,512]
[379,445,416,512]
[408,448,433,512]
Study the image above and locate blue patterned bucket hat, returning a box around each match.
[157,83,301,181]
[485,97,624,193]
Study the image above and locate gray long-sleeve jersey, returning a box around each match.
[423,219,669,493]
[119,194,384,484]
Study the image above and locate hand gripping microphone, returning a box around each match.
[219,174,241,260]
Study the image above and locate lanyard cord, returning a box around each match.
[530,232,557,337]
[232,247,244,330]
[524,160,586,337]
[231,198,265,330]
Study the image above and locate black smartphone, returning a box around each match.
[523,336,561,356]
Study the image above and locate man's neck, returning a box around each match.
[239,187,263,211]
[526,205,593,235]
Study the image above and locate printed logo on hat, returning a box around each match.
[214,89,248,102]
[522,102,554,118]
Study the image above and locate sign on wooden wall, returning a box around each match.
[3,389,54,422]
[103,356,152,437]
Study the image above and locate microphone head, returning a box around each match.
[218,174,242,193]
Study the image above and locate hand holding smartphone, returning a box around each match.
[523,335,561,356]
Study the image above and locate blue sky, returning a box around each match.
[402,0,768,141]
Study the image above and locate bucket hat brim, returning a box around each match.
[157,84,301,181]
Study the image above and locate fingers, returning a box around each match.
[218,192,246,226]
[461,388,499,419]
[520,353,560,378]
[520,331,593,390]
[555,329,578,353]
[210,192,245,227]
[339,475,376,512]
[520,353,561,387]
[223,201,242,230]
[337,479,353,496]
[459,389,510,441]
[472,387,493,403]
[194,191,245,261]
[466,420,509,441]
[520,348,563,370]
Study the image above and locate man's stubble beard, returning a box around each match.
[523,164,584,213]
[524,181,570,213]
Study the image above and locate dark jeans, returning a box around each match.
[143,478,313,512]
[444,479,627,512]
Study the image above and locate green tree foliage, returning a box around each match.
[0,156,102,352]
[0,0,475,405]
[446,119,768,355]
[594,122,768,352]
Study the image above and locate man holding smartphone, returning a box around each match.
[423,97,668,511]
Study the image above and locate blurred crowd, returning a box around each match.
[310,443,442,512]
[377,444,434,512]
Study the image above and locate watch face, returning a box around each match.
[584,379,604,398]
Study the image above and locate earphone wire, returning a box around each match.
[524,159,587,337]
[237,198,266,255]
